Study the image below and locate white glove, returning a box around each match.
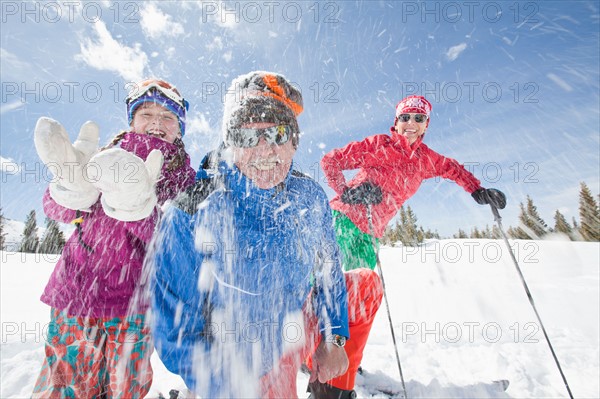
[34,117,100,210]
[88,148,164,222]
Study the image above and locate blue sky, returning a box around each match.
[1,1,599,237]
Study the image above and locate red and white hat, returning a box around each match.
[395,95,432,118]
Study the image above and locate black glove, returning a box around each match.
[472,188,507,209]
[341,182,383,205]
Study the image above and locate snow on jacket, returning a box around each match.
[150,160,349,397]
[321,131,482,238]
[41,132,196,318]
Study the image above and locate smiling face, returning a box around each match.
[232,122,296,189]
[394,113,428,145]
[131,102,181,143]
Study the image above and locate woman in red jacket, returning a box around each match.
[321,95,506,271]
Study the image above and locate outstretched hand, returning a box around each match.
[309,341,349,384]
[34,117,101,209]
[88,148,164,221]
[341,182,383,206]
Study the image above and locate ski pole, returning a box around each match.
[366,204,408,399]
[489,204,574,399]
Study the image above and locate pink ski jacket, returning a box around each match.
[321,131,482,238]
[40,133,195,317]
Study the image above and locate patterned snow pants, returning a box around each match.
[32,308,153,399]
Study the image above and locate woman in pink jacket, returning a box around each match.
[31,79,196,398]
[321,95,506,271]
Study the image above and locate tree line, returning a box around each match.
[381,181,599,246]
[0,207,66,254]
[1,182,598,253]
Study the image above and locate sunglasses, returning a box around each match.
[126,79,189,110]
[398,113,428,123]
[230,125,295,148]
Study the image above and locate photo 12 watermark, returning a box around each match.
[199,1,340,24]
[398,1,540,24]
[1,1,141,24]
[400,321,541,344]
[401,81,540,104]
[399,240,540,264]
[1,80,340,106]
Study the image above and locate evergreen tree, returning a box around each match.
[578,182,600,241]
[0,206,6,250]
[398,205,423,246]
[19,210,39,253]
[491,225,502,239]
[553,210,573,239]
[525,195,549,237]
[470,227,482,239]
[423,229,440,240]
[39,218,66,254]
[381,221,398,246]
[513,202,534,239]
[483,225,494,239]
[454,228,468,239]
[514,196,548,239]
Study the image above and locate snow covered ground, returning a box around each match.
[1,237,598,398]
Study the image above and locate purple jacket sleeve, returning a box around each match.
[42,188,80,223]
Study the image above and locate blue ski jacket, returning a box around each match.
[150,160,349,396]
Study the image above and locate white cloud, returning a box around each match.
[140,4,185,39]
[0,48,36,81]
[165,47,176,58]
[0,48,31,71]
[206,37,224,51]
[186,113,215,137]
[0,156,20,175]
[0,101,24,114]
[77,21,148,82]
[222,51,233,63]
[446,43,467,61]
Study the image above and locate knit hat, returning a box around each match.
[126,79,188,136]
[222,71,303,148]
[395,95,432,117]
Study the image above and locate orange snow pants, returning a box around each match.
[260,268,384,398]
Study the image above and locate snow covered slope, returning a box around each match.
[1,238,598,398]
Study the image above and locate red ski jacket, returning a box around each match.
[321,131,482,238]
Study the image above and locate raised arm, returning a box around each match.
[321,137,380,196]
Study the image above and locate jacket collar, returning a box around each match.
[120,132,183,159]
[389,126,425,157]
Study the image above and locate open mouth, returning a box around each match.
[146,130,167,138]
[250,158,281,171]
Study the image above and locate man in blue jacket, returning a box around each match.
[150,71,383,399]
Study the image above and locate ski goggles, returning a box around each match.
[126,79,189,111]
[397,113,428,123]
[229,125,295,148]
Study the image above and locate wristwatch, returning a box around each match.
[331,334,347,347]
